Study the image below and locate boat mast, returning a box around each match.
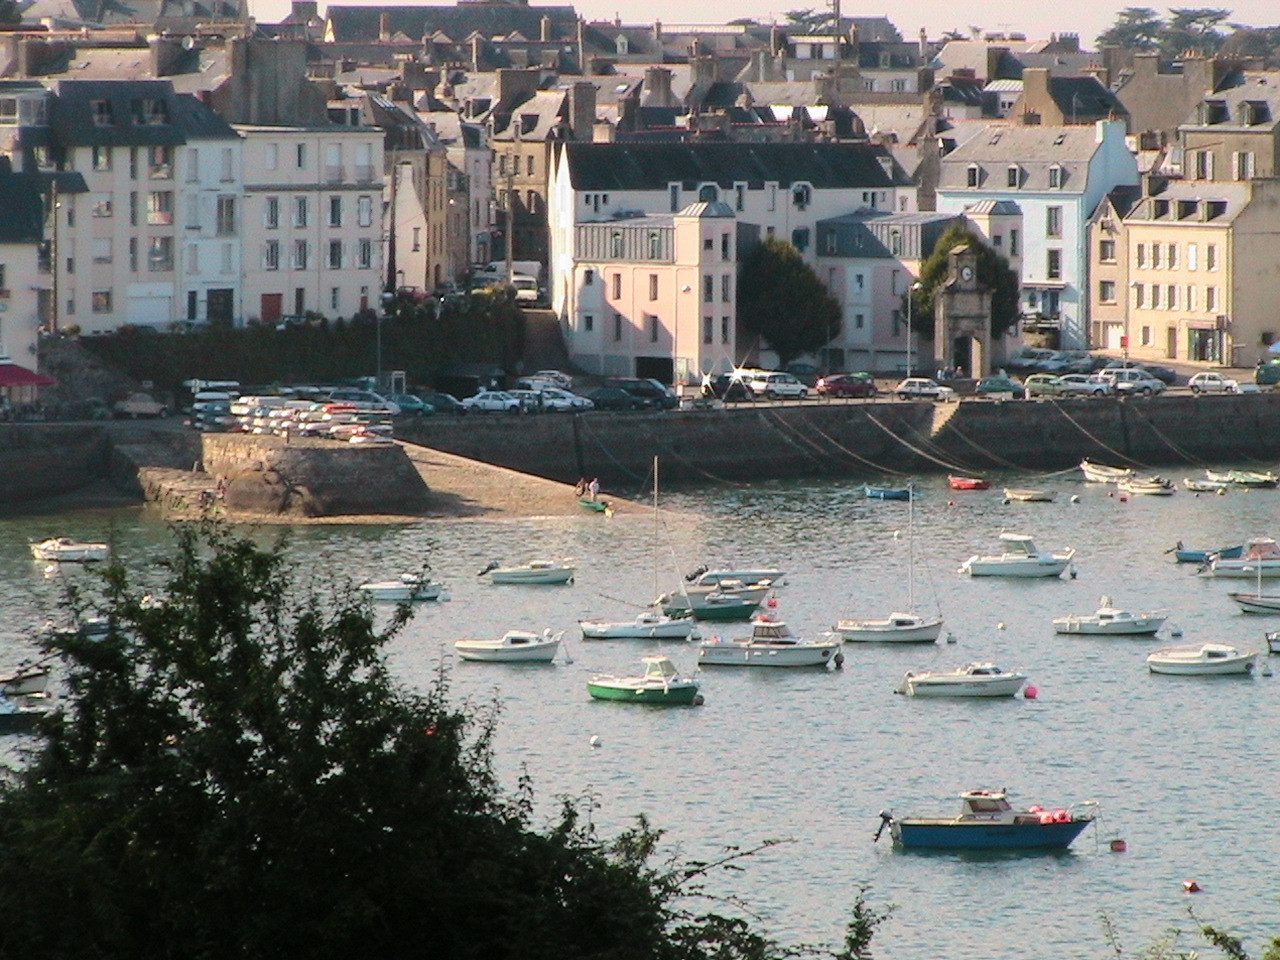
[908,479,915,611]
[653,455,659,601]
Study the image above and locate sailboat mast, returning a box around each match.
[908,479,915,610]
[653,455,659,601]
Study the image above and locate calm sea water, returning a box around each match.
[2,471,1278,957]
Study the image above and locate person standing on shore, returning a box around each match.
[588,478,599,502]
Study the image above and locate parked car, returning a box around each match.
[460,390,522,413]
[602,377,678,410]
[533,370,574,390]
[745,371,808,399]
[326,389,401,416]
[1023,373,1065,397]
[816,373,878,398]
[895,377,957,401]
[113,393,169,418]
[1057,374,1115,397]
[708,374,755,402]
[388,394,435,415]
[421,393,464,414]
[585,387,645,411]
[1103,359,1177,384]
[1188,372,1241,394]
[538,387,593,411]
[1256,360,1280,386]
[1099,369,1167,396]
[974,374,1026,399]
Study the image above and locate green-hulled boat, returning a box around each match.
[587,655,702,705]
[578,498,610,513]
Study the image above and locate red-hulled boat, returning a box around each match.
[948,476,990,491]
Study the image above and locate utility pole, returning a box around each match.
[504,166,514,286]
[49,180,59,334]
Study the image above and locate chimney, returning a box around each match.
[568,80,596,141]
[593,118,616,141]
[652,19,662,45]
[379,12,391,42]
[471,34,483,71]
[540,14,551,41]
[1021,66,1051,111]
[149,35,184,77]
[918,27,927,63]
[643,65,674,107]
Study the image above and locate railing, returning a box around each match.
[324,164,345,183]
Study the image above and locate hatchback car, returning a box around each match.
[585,387,645,411]
[388,394,435,415]
[422,393,464,414]
[602,378,678,410]
[1188,372,1241,394]
[1023,373,1064,397]
[816,373,878,398]
[1100,369,1166,396]
[709,374,754,402]
[460,390,522,413]
[1057,374,1114,397]
[974,374,1026,399]
[895,377,957,401]
[326,389,402,416]
[746,371,808,399]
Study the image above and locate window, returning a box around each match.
[735,184,745,211]
[699,184,719,203]
[703,237,713,251]
[148,236,173,271]
[791,227,810,251]
[1187,285,1197,310]
[702,274,713,303]
[855,313,864,329]
[357,195,373,227]
[216,196,236,236]
[186,147,199,182]
[702,316,713,344]
[1188,243,1198,270]
[294,197,308,228]
[66,205,74,228]
[149,145,172,179]
[526,154,535,177]
[1099,238,1115,262]
[1134,284,1145,308]
[767,184,776,211]
[647,314,658,343]
[331,287,340,311]
[1046,206,1062,238]
[721,232,731,261]
[966,164,979,187]
[129,237,137,272]
[91,238,112,263]
[187,290,197,320]
[1167,244,1177,269]
[583,314,594,332]
[792,184,811,209]
[265,196,280,229]
[1151,284,1161,308]
[91,290,112,313]
[92,196,113,218]
[613,313,622,341]
[325,143,342,181]
[721,316,730,344]
[648,274,658,301]
[1099,280,1116,303]
[358,239,372,269]
[1046,249,1062,280]
[296,143,307,169]
[264,240,280,270]
[1167,284,1178,309]
[1006,165,1019,188]
[134,98,168,125]
[292,239,309,269]
[265,143,278,170]
[612,273,622,299]
[583,268,595,286]
[1207,244,1218,270]
[1141,325,1152,346]
[327,240,343,269]
[1152,243,1162,269]
[647,231,661,258]
[92,100,113,126]
[1234,151,1254,180]
[669,185,679,212]
[890,229,902,255]
[1135,243,1146,268]
[129,147,138,180]
[92,146,112,171]
[147,191,174,225]
[610,231,623,258]
[412,227,421,252]
[1009,229,1019,256]
[721,274,731,302]
[1206,286,1217,311]
[1048,165,1063,188]
[1193,151,1213,179]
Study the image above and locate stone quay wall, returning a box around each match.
[0,424,113,503]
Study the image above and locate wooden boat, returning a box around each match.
[962,533,1075,578]
[864,484,912,500]
[579,612,699,640]
[1183,477,1230,494]
[1080,459,1134,483]
[1052,597,1167,635]
[895,662,1027,697]
[875,789,1098,851]
[454,629,564,663]
[29,538,110,562]
[948,475,990,491]
[1003,488,1056,503]
[587,655,702,705]
[698,618,843,667]
[1118,476,1174,496]
[1147,642,1257,675]
[1170,542,1242,564]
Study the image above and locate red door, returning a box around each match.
[260,293,283,325]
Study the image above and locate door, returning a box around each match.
[208,288,233,324]
[1166,326,1178,359]
[260,293,283,325]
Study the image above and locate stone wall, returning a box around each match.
[0,424,112,502]
[201,434,430,517]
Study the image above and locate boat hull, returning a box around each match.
[1229,592,1280,614]
[0,667,49,697]
[359,582,445,602]
[1175,544,1241,563]
[30,541,110,562]
[454,639,561,662]
[963,558,1071,577]
[1052,616,1165,635]
[1209,560,1280,578]
[579,616,698,639]
[587,680,700,704]
[1003,489,1056,502]
[948,476,990,491]
[578,499,609,513]
[1147,657,1255,675]
[837,615,943,643]
[900,676,1026,697]
[698,641,840,667]
[865,485,912,500]
[490,569,575,585]
[892,818,1092,851]
[1080,461,1132,484]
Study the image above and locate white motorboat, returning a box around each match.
[1147,643,1257,675]
[454,629,564,663]
[1267,631,1280,654]
[29,537,110,562]
[685,566,786,588]
[1118,476,1174,496]
[698,618,843,667]
[1229,592,1280,614]
[358,573,447,602]
[1209,537,1280,578]
[895,662,1028,698]
[579,612,699,640]
[1080,460,1134,484]
[1052,597,1167,635]
[0,663,50,697]
[1003,488,1056,503]
[1184,477,1229,493]
[961,533,1075,578]
[481,558,575,585]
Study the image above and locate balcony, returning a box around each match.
[354,164,376,183]
[324,164,345,183]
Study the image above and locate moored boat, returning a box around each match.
[1146,642,1257,675]
[0,663,50,697]
[587,655,702,705]
[0,694,49,734]
[1170,541,1242,563]
[659,582,768,621]
[874,789,1099,851]
[948,475,990,491]
[1209,537,1280,578]
[836,612,943,643]
[864,484,912,500]
[1080,460,1134,484]
[358,573,448,602]
[1229,591,1280,614]
[685,566,786,588]
[1003,488,1056,503]
[1183,478,1230,494]
[1118,476,1174,496]
[579,612,699,640]
[698,618,843,667]
[29,538,110,562]
[1229,470,1279,488]
[1052,597,1167,635]
[454,629,564,663]
[895,662,1027,697]
[961,533,1075,578]
[481,558,576,585]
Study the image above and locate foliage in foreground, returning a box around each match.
[0,525,890,959]
[1104,908,1280,960]
[737,237,843,368]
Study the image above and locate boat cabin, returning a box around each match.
[642,656,680,680]
[998,533,1038,556]
[1243,539,1280,560]
[749,619,798,643]
[963,662,1006,676]
[959,789,1013,816]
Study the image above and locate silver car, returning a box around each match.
[1057,374,1114,397]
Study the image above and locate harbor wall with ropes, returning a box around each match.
[398,394,1280,487]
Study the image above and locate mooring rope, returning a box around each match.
[863,412,978,474]
[1046,400,1159,470]
[763,409,910,477]
[892,415,985,475]
[1124,406,1206,466]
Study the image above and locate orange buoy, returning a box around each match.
[1183,880,1201,893]
[1110,839,1128,852]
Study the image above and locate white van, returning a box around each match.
[510,275,542,303]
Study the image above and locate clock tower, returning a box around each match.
[933,244,993,379]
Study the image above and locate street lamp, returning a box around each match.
[906,281,923,378]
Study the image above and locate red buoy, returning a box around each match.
[1183,880,1202,893]
[1024,685,1038,699]
[1110,839,1128,853]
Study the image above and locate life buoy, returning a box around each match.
[1053,809,1071,823]
[1039,813,1055,825]
[1028,805,1043,814]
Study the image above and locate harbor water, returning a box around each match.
[2,470,1278,956]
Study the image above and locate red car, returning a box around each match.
[816,373,878,398]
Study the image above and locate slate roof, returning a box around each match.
[47,80,235,146]
[937,124,1107,192]
[21,0,244,26]
[563,141,911,190]
[1043,75,1127,122]
[1182,71,1280,131]
[325,4,579,44]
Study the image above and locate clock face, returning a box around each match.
[960,266,974,281]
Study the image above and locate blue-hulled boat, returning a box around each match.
[874,789,1098,852]
[864,484,912,501]
[1170,541,1243,564]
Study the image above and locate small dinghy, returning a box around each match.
[359,573,447,602]
[1146,642,1257,675]
[30,538,110,562]
[948,475,990,491]
[1003,488,1056,503]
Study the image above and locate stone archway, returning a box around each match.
[933,244,993,379]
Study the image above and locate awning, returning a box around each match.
[0,362,56,388]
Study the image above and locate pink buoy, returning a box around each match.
[1110,839,1128,853]
[1024,685,1038,699]
[1119,495,1128,502]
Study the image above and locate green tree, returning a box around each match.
[1096,7,1165,49]
[737,237,842,368]
[784,8,833,31]
[1159,7,1232,57]
[0,525,891,959]
[0,0,20,23]
[911,225,1021,341]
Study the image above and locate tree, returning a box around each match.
[1159,7,1232,57]
[1096,7,1165,50]
[784,8,834,31]
[0,525,891,959]
[0,0,20,23]
[737,238,842,369]
[910,225,1021,341]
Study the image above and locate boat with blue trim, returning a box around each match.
[864,484,912,500]
[874,788,1098,851]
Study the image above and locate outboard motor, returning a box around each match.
[684,564,708,583]
[477,560,500,577]
[873,810,894,843]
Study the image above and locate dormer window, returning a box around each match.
[699,184,719,202]
[1048,164,1064,188]
[133,98,168,125]
[791,183,811,209]
[615,35,628,54]
[966,163,980,187]
[1154,199,1170,219]
[92,100,114,126]
[1006,164,1019,188]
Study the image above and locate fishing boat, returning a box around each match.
[1228,470,1279,488]
[1209,537,1280,578]
[948,475,991,491]
[1003,488,1056,503]
[579,612,699,640]
[1080,460,1134,484]
[837,481,944,643]
[685,566,786,588]
[1169,541,1242,563]
[698,618,843,667]
[1118,476,1174,496]
[454,629,564,663]
[0,663,50,697]
[1147,642,1257,675]
[1052,597,1167,635]
[874,789,1099,851]
[895,662,1027,698]
[480,558,575,585]
[1183,478,1230,494]
[587,655,702,705]
[864,484,912,500]
[29,538,110,562]
[961,533,1075,578]
[358,573,447,602]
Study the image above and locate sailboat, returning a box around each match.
[834,481,944,643]
[1227,548,1280,613]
